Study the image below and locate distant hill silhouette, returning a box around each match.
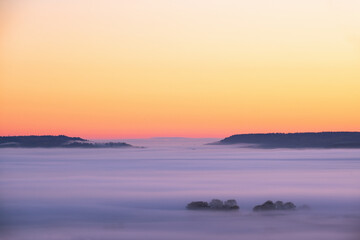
[211,132,360,148]
[0,135,134,148]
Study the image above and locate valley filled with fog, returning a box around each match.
[1,138,359,240]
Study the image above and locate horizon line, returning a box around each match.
[1,131,360,140]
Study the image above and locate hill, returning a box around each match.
[0,135,134,148]
[211,132,360,148]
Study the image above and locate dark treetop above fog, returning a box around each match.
[0,135,133,148]
[211,132,360,148]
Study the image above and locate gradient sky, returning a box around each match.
[0,0,359,138]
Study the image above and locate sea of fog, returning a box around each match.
[1,138,360,240]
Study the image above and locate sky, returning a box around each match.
[0,0,359,139]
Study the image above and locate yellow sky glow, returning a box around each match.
[1,0,359,138]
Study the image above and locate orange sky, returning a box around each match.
[0,0,359,139]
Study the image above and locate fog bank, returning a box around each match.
[1,138,359,239]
